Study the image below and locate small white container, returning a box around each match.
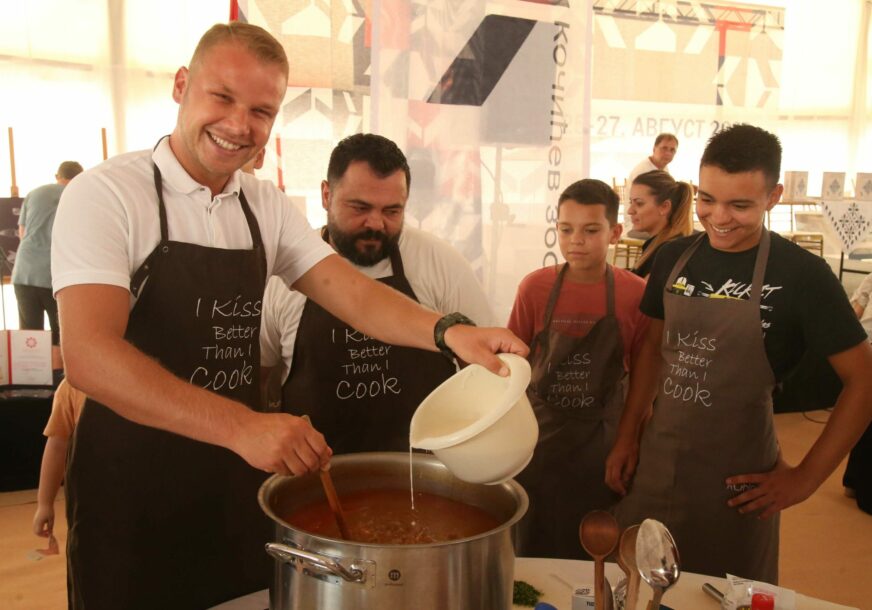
[409,353,538,485]
[572,584,596,609]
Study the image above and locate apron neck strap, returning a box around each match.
[152,163,170,242]
[237,189,263,249]
[542,263,615,329]
[541,263,569,329]
[604,264,615,317]
[387,243,404,278]
[749,228,770,306]
[151,161,262,249]
[666,232,706,288]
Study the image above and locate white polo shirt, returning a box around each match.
[52,137,332,305]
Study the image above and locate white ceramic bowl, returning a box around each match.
[409,353,539,485]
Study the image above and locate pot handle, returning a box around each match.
[265,542,366,584]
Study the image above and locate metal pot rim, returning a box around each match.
[258,451,528,548]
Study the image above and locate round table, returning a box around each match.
[209,557,857,610]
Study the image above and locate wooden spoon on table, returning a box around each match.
[579,510,620,610]
[618,524,641,610]
[301,415,351,539]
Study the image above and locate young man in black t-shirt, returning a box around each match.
[642,229,861,380]
[605,124,872,582]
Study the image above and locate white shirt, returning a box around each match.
[52,137,332,304]
[628,157,666,186]
[260,225,494,382]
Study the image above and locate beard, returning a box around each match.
[327,221,401,267]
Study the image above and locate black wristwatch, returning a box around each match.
[434,312,476,360]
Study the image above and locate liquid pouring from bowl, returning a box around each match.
[635,519,680,610]
[408,353,538,485]
[579,510,620,610]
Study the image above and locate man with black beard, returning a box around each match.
[260,134,493,453]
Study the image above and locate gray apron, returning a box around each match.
[517,264,625,559]
[615,230,779,583]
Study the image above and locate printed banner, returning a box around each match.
[236,0,589,321]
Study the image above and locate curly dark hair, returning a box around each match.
[327,133,411,189]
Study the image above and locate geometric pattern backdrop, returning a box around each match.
[236,0,589,319]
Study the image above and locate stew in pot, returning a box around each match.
[282,489,500,544]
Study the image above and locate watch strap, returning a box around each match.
[434,312,476,360]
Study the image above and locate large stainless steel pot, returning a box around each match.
[258,452,528,610]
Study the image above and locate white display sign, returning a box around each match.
[821,172,845,199]
[0,330,53,385]
[855,173,872,201]
[782,171,808,201]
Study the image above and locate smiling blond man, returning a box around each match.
[53,23,525,609]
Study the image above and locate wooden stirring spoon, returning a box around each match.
[301,415,351,539]
[319,468,351,540]
[579,510,620,610]
[618,524,641,610]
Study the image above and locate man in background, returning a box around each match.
[261,133,494,453]
[628,133,678,185]
[626,134,679,239]
[13,161,83,356]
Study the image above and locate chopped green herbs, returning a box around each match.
[513,580,543,607]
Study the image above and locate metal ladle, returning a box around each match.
[635,519,680,610]
[579,510,620,610]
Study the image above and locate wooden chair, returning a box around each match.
[770,199,825,257]
[612,237,645,269]
[787,232,825,257]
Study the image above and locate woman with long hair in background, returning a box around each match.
[626,170,695,279]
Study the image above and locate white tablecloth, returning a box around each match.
[209,557,857,610]
[512,557,857,610]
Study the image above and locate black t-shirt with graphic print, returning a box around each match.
[642,231,866,381]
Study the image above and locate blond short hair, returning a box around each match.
[190,22,289,79]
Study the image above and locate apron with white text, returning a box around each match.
[281,238,456,453]
[517,264,625,559]
[615,231,779,583]
[66,162,270,609]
